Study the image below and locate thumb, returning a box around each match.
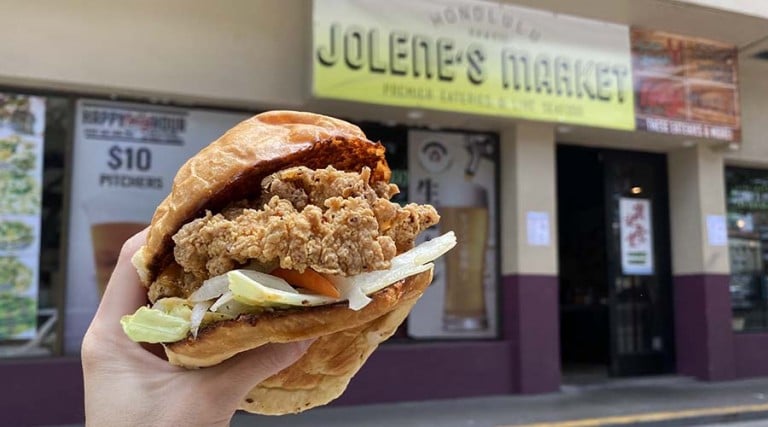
[201,340,314,404]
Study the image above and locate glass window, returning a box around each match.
[0,91,72,357]
[726,167,768,332]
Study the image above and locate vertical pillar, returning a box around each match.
[500,123,560,393]
[668,145,734,380]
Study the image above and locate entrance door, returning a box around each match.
[557,145,674,378]
[602,150,675,376]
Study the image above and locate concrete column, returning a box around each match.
[668,144,734,380]
[500,122,560,393]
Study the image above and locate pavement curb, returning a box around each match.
[597,410,768,426]
[503,404,768,427]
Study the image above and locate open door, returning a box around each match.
[603,150,675,376]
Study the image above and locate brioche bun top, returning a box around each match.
[133,111,390,285]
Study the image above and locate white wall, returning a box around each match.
[674,0,768,19]
[0,0,309,108]
[726,59,768,166]
[669,145,730,274]
[500,123,558,276]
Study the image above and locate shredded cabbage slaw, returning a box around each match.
[121,232,456,343]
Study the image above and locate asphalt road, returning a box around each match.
[234,376,768,427]
[703,422,768,427]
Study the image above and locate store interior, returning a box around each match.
[557,145,611,380]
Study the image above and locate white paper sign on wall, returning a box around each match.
[706,214,728,246]
[526,211,551,247]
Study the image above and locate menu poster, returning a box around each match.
[406,130,498,339]
[0,94,46,341]
[619,198,654,275]
[64,100,250,354]
[631,28,740,141]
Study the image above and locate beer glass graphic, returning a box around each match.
[83,193,154,296]
[440,181,489,331]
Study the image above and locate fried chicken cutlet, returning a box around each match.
[148,166,439,302]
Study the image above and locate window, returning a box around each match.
[726,167,768,332]
[0,92,73,357]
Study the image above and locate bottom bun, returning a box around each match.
[164,268,433,415]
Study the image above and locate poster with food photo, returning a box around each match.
[0,218,36,252]
[0,293,36,339]
[683,41,737,84]
[631,29,685,76]
[0,93,45,341]
[635,77,686,120]
[688,84,739,126]
[0,255,39,339]
[64,100,250,354]
[631,28,741,142]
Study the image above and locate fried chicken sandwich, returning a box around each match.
[121,111,455,415]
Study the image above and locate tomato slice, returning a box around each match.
[270,268,341,299]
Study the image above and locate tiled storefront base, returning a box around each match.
[2,274,563,425]
[15,273,768,425]
[674,274,768,380]
[503,274,561,393]
[674,274,735,380]
[338,274,561,402]
[2,357,84,426]
[734,333,768,378]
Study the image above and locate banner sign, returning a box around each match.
[631,28,740,141]
[64,100,249,353]
[0,94,46,340]
[313,0,635,130]
[619,198,654,275]
[406,129,498,339]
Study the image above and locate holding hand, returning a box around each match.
[81,228,312,427]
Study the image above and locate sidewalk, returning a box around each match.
[234,376,768,427]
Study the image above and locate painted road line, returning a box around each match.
[497,403,768,427]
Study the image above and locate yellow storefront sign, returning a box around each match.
[312,0,635,130]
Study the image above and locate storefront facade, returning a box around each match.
[2,1,768,425]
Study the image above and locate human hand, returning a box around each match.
[81,228,312,427]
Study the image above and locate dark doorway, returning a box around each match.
[558,146,610,377]
[557,145,675,380]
